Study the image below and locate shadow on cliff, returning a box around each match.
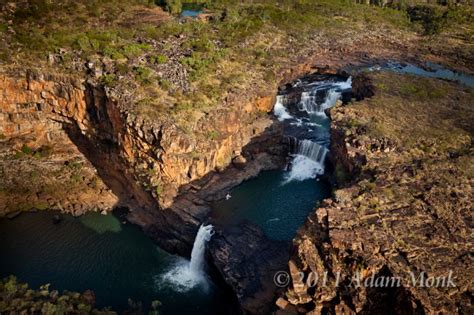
[60,83,292,314]
[62,84,159,212]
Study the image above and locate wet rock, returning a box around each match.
[209,222,290,314]
[52,214,62,224]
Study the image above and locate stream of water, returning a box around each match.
[212,76,352,240]
[1,62,471,313]
[367,61,474,88]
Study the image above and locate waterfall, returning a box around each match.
[275,76,352,183]
[297,77,352,115]
[295,140,328,164]
[284,139,328,183]
[298,89,342,115]
[273,95,293,121]
[189,224,214,275]
[157,224,214,292]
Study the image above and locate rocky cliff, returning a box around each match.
[279,72,473,314]
[0,66,284,246]
[0,65,290,314]
[0,70,118,216]
[1,1,472,313]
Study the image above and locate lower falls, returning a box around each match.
[0,74,353,313]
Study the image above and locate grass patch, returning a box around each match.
[206,130,219,140]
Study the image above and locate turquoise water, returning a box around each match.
[212,170,331,240]
[0,211,233,314]
[211,78,342,241]
[181,3,203,17]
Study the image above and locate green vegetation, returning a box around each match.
[100,73,117,86]
[407,4,472,35]
[155,184,162,196]
[348,72,474,153]
[133,66,154,85]
[20,144,33,155]
[150,54,168,64]
[14,145,53,159]
[1,0,471,124]
[0,276,162,314]
[165,0,183,15]
[0,276,113,314]
[207,130,219,140]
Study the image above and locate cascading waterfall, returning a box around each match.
[295,140,328,163]
[284,140,328,183]
[276,76,352,183]
[274,95,293,121]
[158,224,214,292]
[298,77,352,115]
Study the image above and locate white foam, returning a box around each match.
[157,257,209,293]
[156,225,214,292]
[273,95,293,121]
[283,155,325,183]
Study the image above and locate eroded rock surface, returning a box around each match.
[209,222,290,314]
[280,72,473,314]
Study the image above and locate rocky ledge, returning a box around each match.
[279,72,473,314]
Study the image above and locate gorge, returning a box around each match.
[1,1,473,314]
[0,68,352,314]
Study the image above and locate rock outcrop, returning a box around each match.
[280,72,473,314]
[209,222,290,314]
[0,67,288,314]
[0,70,118,216]
[0,66,284,240]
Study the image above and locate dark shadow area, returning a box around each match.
[360,266,425,315]
[58,81,291,314]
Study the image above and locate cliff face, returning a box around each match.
[280,72,473,314]
[0,68,284,247]
[0,71,118,215]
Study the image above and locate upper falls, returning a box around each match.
[275,75,352,183]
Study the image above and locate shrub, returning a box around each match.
[164,0,183,15]
[100,74,117,86]
[122,43,151,59]
[76,35,93,52]
[151,54,168,64]
[407,5,446,35]
[159,79,173,90]
[116,62,131,75]
[207,130,219,140]
[102,47,125,60]
[20,145,33,155]
[133,66,153,84]
[155,185,162,196]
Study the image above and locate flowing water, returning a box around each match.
[212,76,352,240]
[367,61,474,88]
[0,212,230,314]
[2,61,469,313]
[158,225,214,293]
